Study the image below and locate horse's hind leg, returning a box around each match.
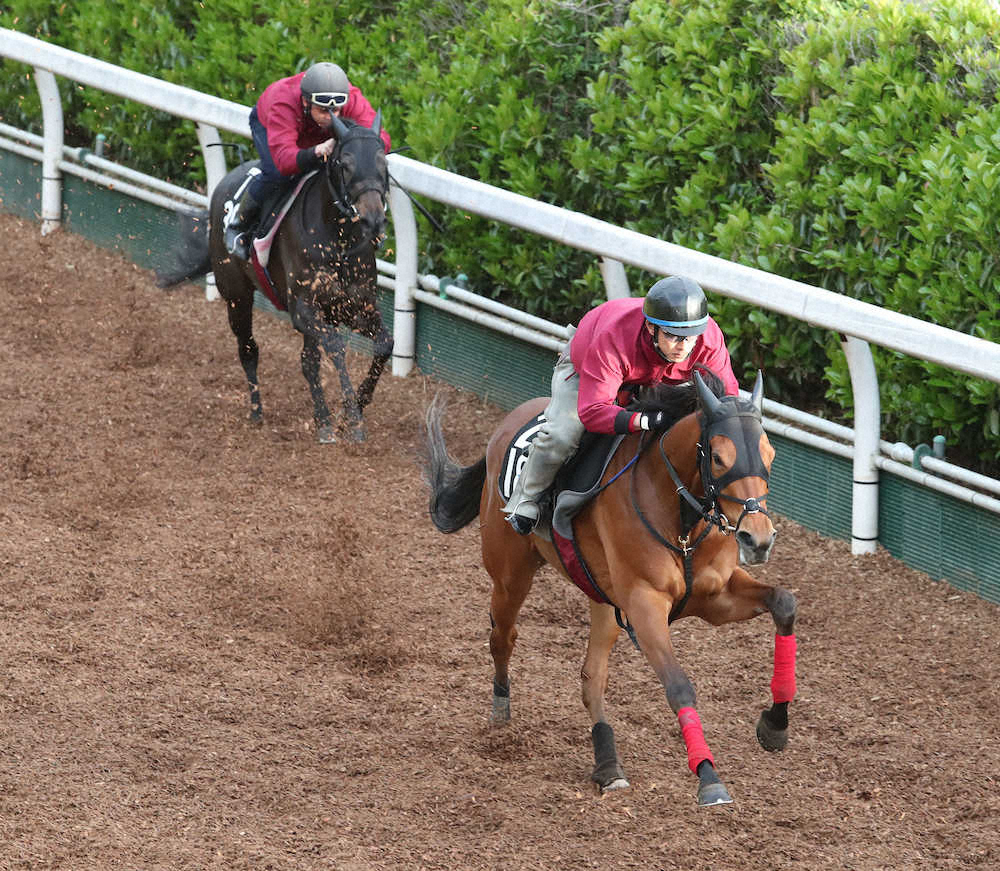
[582,603,629,792]
[484,541,538,725]
[225,294,262,422]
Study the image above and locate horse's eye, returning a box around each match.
[712,452,723,466]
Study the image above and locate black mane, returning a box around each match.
[627,366,727,432]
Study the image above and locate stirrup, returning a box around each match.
[507,512,537,536]
[225,227,250,260]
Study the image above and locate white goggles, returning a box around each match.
[310,91,348,109]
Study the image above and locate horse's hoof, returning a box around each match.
[591,757,628,793]
[345,427,367,443]
[697,782,734,807]
[249,410,263,425]
[490,695,511,725]
[317,424,338,444]
[756,713,789,752]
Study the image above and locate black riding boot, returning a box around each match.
[223,186,260,260]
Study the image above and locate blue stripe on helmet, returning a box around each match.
[644,314,709,329]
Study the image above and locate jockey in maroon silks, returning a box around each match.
[224,62,391,259]
[503,275,740,535]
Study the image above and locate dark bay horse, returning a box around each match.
[424,371,798,806]
[157,113,391,443]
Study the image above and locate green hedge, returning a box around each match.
[3,0,999,472]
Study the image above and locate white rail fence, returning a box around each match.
[4,27,1000,555]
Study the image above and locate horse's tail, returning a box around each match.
[155,210,211,288]
[423,394,486,533]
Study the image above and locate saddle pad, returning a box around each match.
[497,416,623,503]
[251,170,318,269]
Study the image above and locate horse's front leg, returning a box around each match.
[290,296,350,443]
[354,309,393,411]
[699,566,798,752]
[754,574,798,752]
[322,330,367,443]
[625,586,733,807]
[582,603,628,792]
[298,334,337,443]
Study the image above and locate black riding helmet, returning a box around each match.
[642,276,709,337]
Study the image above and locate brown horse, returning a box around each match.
[423,370,797,806]
[157,113,391,443]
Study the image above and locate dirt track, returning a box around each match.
[2,211,998,870]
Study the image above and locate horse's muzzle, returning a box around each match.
[736,529,777,565]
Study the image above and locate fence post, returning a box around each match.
[388,180,417,376]
[196,122,228,302]
[600,257,630,299]
[35,68,63,235]
[844,335,880,554]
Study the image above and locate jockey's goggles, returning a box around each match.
[310,91,349,109]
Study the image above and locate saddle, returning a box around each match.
[497,415,627,605]
[227,164,318,312]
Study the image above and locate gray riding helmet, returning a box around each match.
[642,276,709,336]
[300,62,351,107]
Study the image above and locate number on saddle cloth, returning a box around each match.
[498,413,547,502]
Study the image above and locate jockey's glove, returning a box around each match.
[637,411,666,431]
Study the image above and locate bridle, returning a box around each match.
[629,406,769,557]
[694,404,771,535]
[323,125,389,229]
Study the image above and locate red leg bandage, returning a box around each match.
[770,633,797,703]
[677,706,714,773]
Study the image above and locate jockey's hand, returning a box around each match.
[315,138,336,160]
[639,411,666,431]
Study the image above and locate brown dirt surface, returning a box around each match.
[2,211,998,870]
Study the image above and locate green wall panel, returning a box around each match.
[880,474,1000,602]
[62,177,186,274]
[0,150,43,218]
[414,303,556,411]
[766,434,852,541]
[0,150,185,274]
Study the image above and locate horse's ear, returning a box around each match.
[750,370,764,414]
[694,370,722,417]
[371,109,382,134]
[330,114,349,139]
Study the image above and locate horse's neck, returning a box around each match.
[297,175,329,233]
[286,175,350,262]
